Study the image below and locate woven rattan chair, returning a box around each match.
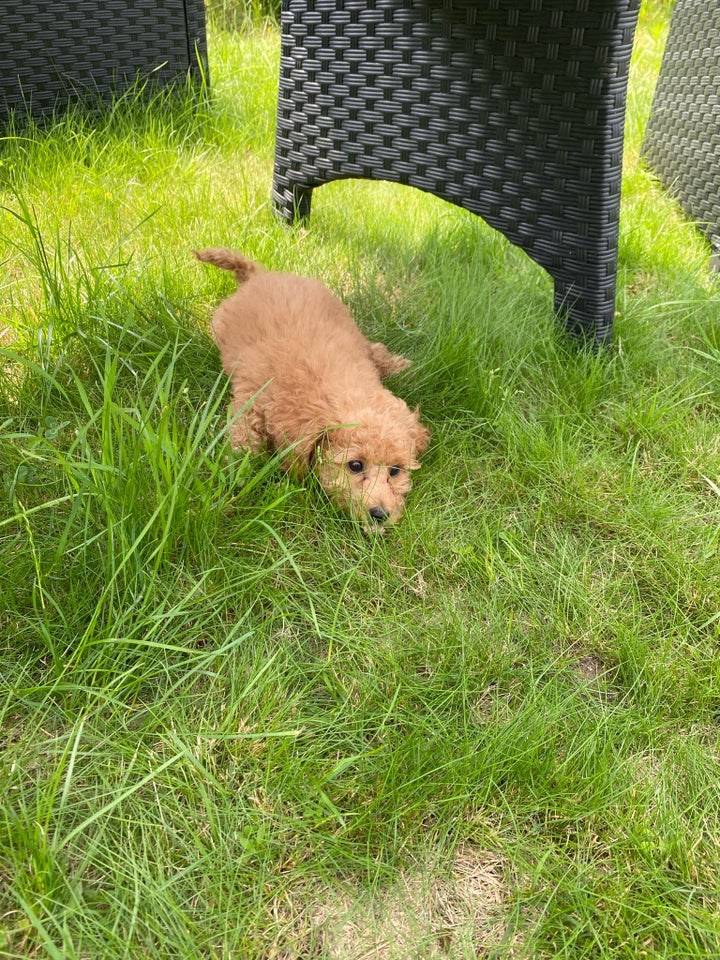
[0,0,207,124]
[642,0,720,269]
[272,0,641,345]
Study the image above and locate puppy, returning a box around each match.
[195,248,429,532]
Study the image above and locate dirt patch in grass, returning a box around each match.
[573,653,619,704]
[272,845,524,959]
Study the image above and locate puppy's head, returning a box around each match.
[314,400,430,533]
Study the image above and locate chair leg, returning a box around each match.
[272,179,313,224]
[554,280,615,348]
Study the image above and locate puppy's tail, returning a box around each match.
[194,248,259,285]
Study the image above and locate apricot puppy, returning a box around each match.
[195,248,429,531]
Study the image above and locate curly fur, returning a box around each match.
[195,248,430,531]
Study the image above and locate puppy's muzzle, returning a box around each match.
[369,506,390,522]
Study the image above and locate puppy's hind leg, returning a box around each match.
[367,341,412,378]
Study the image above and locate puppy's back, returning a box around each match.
[197,250,376,391]
[214,271,364,363]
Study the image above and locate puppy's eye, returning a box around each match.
[388,466,401,478]
[347,460,364,474]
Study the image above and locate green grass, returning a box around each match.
[2,1,720,957]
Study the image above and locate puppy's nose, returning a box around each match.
[369,506,389,522]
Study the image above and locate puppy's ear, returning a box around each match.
[285,433,322,478]
[293,419,352,478]
[410,411,431,461]
[276,397,337,477]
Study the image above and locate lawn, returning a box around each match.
[2,1,720,957]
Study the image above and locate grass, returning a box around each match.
[2,1,720,956]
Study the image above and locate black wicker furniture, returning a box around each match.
[642,0,720,269]
[0,0,208,124]
[272,0,641,345]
